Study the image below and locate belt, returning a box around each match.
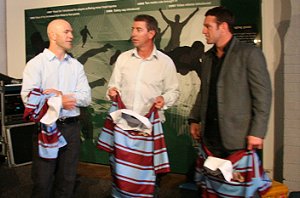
[57,116,79,124]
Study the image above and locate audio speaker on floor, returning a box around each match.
[6,123,37,167]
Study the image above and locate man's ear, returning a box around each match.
[148,30,156,40]
[220,22,230,32]
[48,31,56,41]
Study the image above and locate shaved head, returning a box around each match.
[46,19,74,56]
[47,19,71,37]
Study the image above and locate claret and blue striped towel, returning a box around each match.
[23,89,67,159]
[97,95,170,198]
[195,143,272,198]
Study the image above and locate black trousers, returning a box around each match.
[31,120,81,198]
[203,119,231,158]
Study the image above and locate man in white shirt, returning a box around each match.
[108,15,179,121]
[106,14,179,197]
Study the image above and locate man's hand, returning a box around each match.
[108,87,118,100]
[154,96,165,109]
[62,94,76,110]
[43,89,76,110]
[43,89,62,96]
[190,123,201,141]
[247,135,263,150]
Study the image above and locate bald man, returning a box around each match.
[21,19,91,198]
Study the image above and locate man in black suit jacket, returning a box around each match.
[189,7,272,157]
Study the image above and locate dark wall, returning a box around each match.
[221,0,262,46]
[221,0,261,26]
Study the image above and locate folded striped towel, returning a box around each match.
[23,89,67,159]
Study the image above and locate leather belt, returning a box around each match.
[57,116,79,124]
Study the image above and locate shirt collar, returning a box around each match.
[44,48,71,61]
[132,46,158,60]
[211,36,233,56]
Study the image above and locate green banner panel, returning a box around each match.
[25,0,220,174]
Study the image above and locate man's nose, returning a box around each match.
[69,33,74,39]
[131,30,137,37]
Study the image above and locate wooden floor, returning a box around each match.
[77,162,112,180]
[77,162,199,197]
[0,162,200,198]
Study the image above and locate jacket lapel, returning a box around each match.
[217,37,238,82]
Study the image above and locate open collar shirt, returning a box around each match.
[108,47,179,120]
[21,48,91,118]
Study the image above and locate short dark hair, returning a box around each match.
[134,15,158,36]
[205,6,235,33]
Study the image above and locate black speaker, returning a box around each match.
[6,123,37,166]
[289,192,300,198]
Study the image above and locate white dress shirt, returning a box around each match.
[108,47,179,121]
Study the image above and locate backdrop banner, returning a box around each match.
[25,0,220,173]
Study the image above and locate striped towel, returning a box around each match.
[195,143,272,198]
[23,88,49,122]
[97,95,170,198]
[23,89,67,159]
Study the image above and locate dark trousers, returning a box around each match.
[31,121,81,198]
[204,119,231,158]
